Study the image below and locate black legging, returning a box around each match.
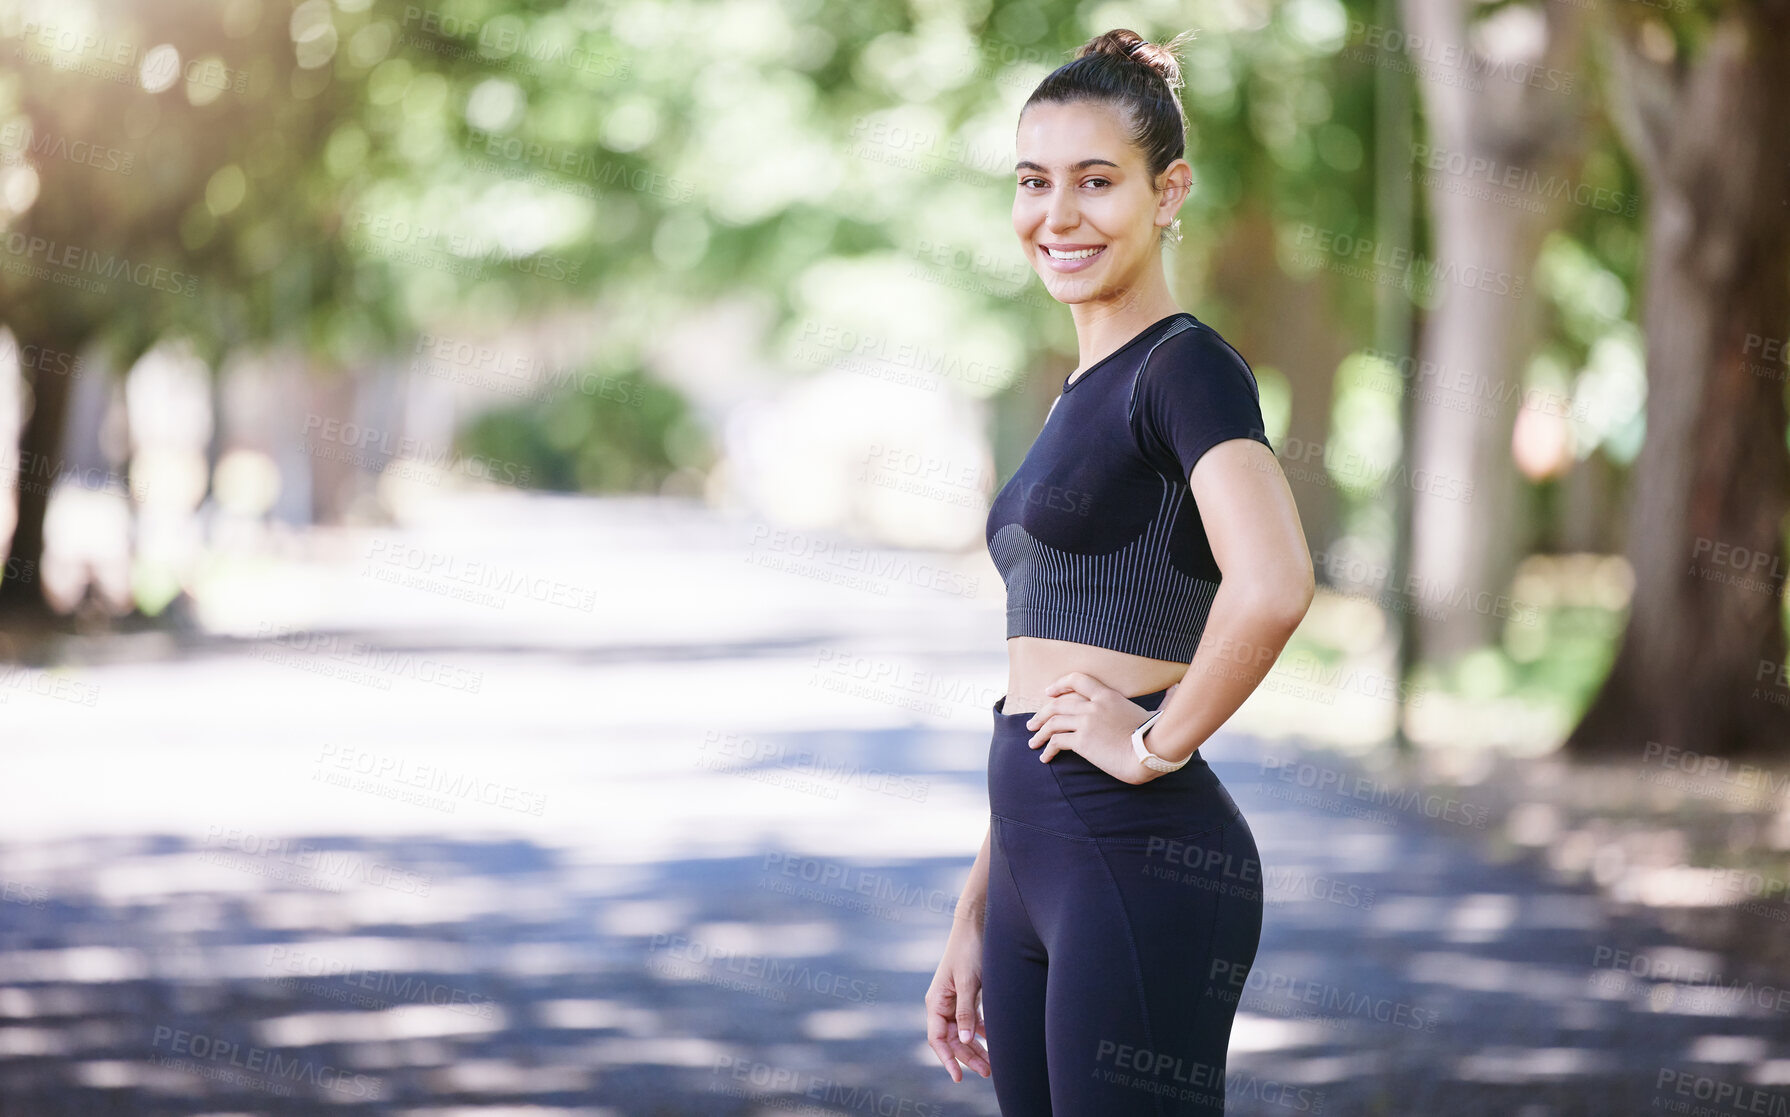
[981,686,1264,1115]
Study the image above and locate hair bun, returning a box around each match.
[1023,27,1192,220]
[1076,28,1192,92]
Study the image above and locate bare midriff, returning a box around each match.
[1003,635,1187,716]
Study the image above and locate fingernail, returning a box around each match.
[960,1028,971,1044]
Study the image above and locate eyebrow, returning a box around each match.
[1014,158,1121,174]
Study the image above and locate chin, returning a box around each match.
[1042,276,1111,304]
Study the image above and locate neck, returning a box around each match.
[1065,291,1184,382]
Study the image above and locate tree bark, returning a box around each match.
[1398,0,1591,663]
[1569,4,1790,757]
[1209,202,1352,564]
[0,323,91,625]
[1556,447,1624,554]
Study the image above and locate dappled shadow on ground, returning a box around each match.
[3,743,1787,1116]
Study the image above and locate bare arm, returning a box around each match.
[952,821,991,932]
[1138,439,1313,773]
[925,820,993,1082]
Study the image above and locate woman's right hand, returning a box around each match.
[924,920,992,1082]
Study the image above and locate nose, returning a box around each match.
[1045,186,1078,233]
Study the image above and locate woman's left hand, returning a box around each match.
[1026,673,1179,785]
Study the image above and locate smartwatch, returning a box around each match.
[1131,708,1189,773]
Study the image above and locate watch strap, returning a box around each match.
[1130,708,1188,772]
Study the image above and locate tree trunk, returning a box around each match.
[1557,448,1624,554]
[1398,0,1592,664]
[1570,4,1790,758]
[307,363,361,525]
[1209,202,1352,564]
[0,323,91,626]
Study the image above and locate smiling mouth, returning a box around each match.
[1043,245,1106,260]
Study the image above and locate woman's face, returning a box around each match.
[1012,99,1187,306]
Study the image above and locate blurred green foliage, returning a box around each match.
[454,369,708,492]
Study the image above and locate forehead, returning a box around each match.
[1014,100,1137,168]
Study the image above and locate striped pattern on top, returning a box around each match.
[989,473,1223,664]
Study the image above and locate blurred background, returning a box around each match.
[0,0,1787,1113]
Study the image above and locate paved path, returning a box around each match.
[0,493,1783,1115]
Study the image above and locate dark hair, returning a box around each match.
[1021,29,1195,243]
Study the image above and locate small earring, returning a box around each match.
[1170,218,1183,245]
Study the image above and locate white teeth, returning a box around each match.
[1045,246,1103,260]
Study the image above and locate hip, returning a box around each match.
[987,687,1246,845]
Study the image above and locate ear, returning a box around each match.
[1158,158,1194,217]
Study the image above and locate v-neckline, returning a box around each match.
[1061,312,1192,394]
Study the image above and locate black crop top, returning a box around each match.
[984,311,1273,663]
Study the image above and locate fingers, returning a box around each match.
[1033,711,1079,762]
[1038,731,1072,763]
[1046,671,1100,700]
[926,981,992,1082]
[925,991,962,1083]
[952,1028,992,1079]
[929,1041,961,1081]
[954,988,992,1079]
[1027,703,1082,754]
[1028,689,1095,733]
[929,1030,962,1082]
[957,1005,978,1047]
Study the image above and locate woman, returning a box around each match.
[924,28,1314,1116]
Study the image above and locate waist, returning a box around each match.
[988,686,1243,843]
[1002,638,1187,716]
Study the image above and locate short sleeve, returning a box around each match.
[1127,323,1273,482]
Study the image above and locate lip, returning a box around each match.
[1038,243,1106,274]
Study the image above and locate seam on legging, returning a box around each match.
[1044,765,1170,1117]
[993,813,1237,862]
[991,812,1100,842]
[1192,819,1232,1111]
[992,818,1047,961]
[1092,838,1170,1117]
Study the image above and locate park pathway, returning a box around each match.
[0,493,1783,1115]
